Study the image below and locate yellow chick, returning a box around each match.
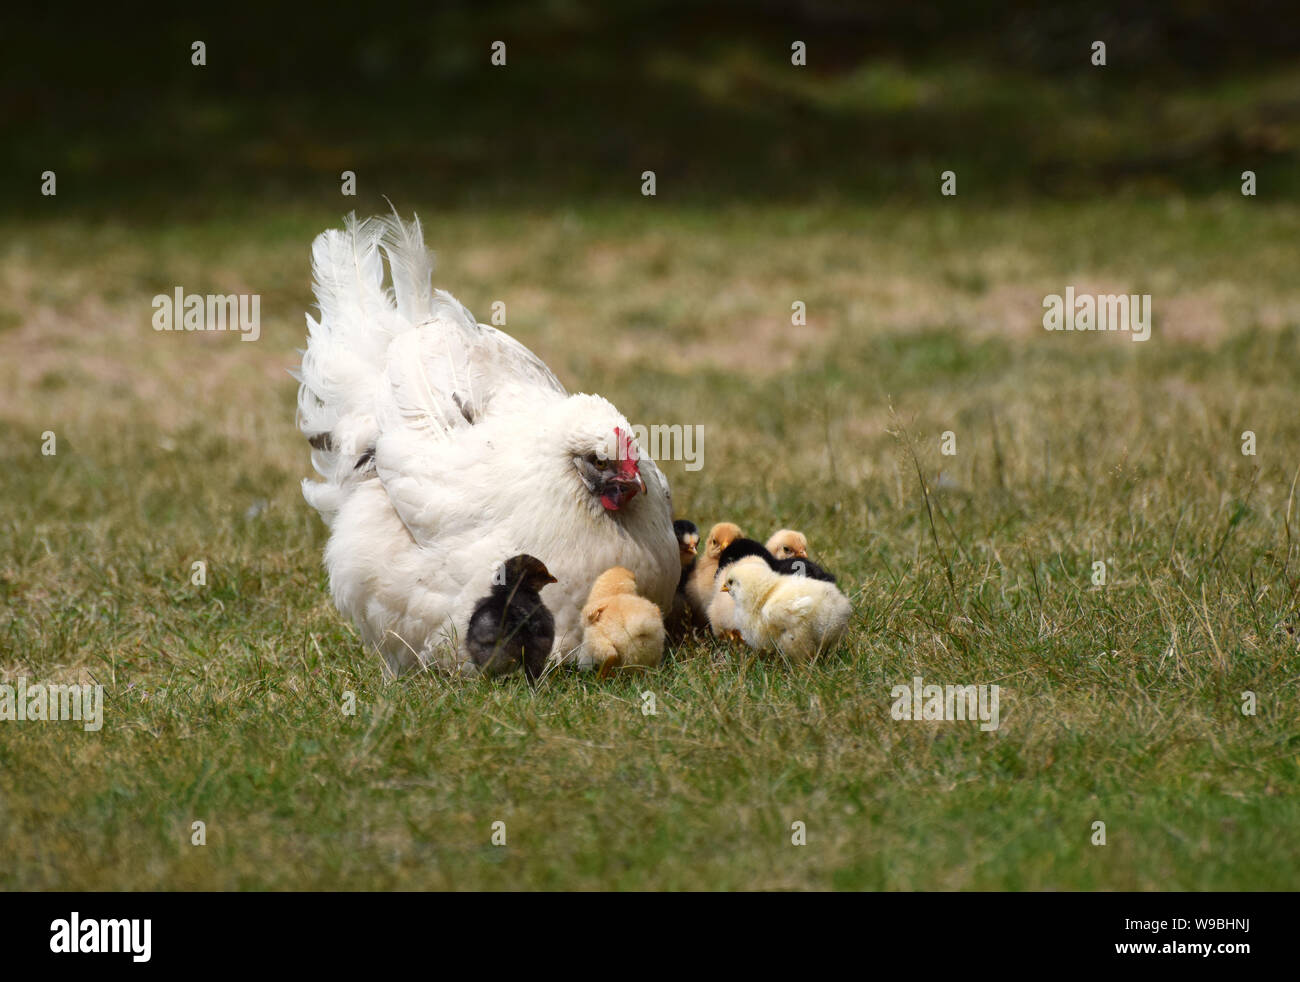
[581,566,666,676]
[685,522,743,621]
[706,583,741,640]
[720,556,851,663]
[766,529,808,560]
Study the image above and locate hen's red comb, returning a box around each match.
[613,426,639,477]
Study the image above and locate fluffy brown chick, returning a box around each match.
[766,529,809,561]
[684,521,743,621]
[581,566,666,676]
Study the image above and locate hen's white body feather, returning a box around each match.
[297,214,678,675]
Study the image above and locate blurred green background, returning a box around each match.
[5,1,1298,218]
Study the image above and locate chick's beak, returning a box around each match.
[720,581,730,593]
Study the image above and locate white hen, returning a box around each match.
[295,213,679,676]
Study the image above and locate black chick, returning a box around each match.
[718,537,837,583]
[673,519,700,591]
[775,555,837,583]
[665,519,702,637]
[466,555,557,682]
[717,537,773,575]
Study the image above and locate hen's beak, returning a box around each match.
[599,469,643,512]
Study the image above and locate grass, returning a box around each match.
[2,194,1298,890]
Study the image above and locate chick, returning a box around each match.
[674,519,700,583]
[466,554,558,681]
[767,530,838,583]
[766,529,808,560]
[717,537,774,573]
[685,521,743,622]
[667,519,701,634]
[581,566,666,676]
[720,556,851,663]
[716,536,837,584]
[774,555,837,584]
[708,537,775,638]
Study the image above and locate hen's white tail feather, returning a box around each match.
[297,211,567,526]
[297,212,435,524]
[378,212,435,325]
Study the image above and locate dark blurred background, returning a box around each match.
[5,0,1299,220]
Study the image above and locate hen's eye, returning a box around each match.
[595,456,609,468]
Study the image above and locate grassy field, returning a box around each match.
[2,193,1298,890]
